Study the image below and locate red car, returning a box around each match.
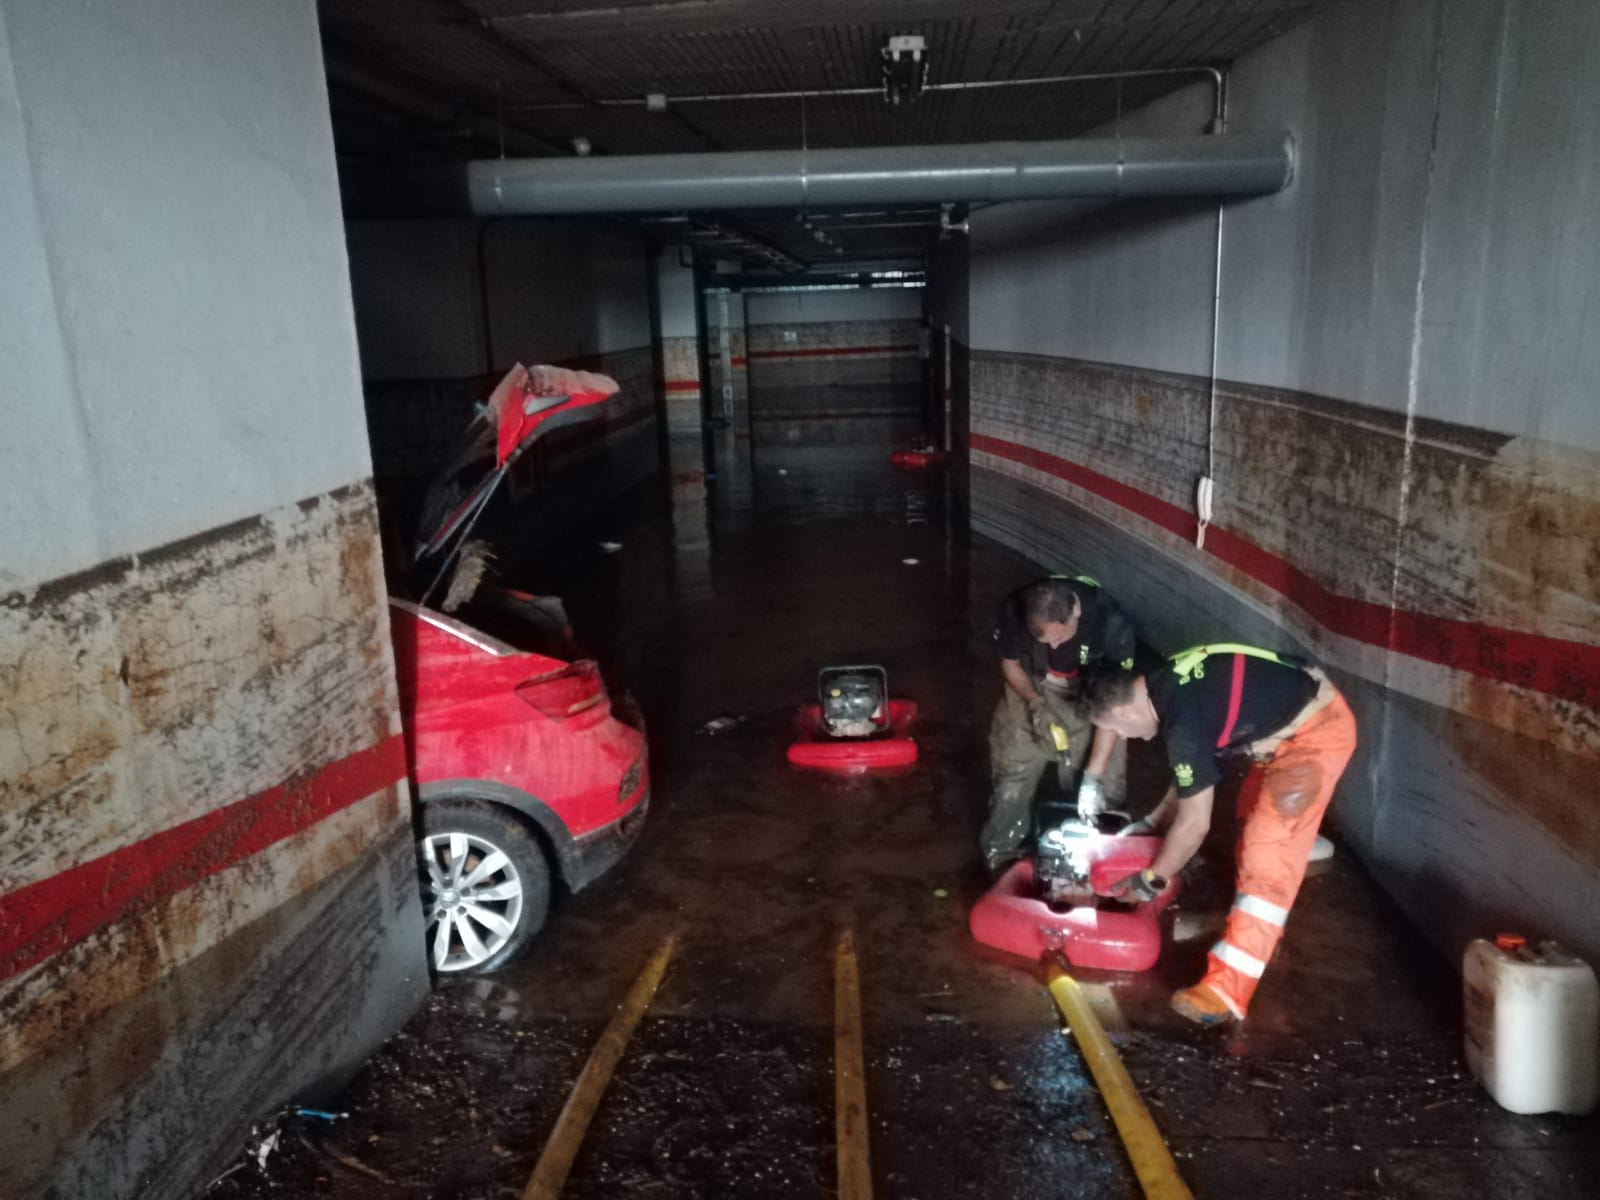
[389,365,649,974]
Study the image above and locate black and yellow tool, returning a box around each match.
[1048,720,1073,790]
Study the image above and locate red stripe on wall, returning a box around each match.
[0,735,407,985]
[664,380,701,393]
[755,409,922,421]
[971,432,1600,709]
[747,343,920,360]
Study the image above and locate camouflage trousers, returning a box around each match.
[979,682,1126,872]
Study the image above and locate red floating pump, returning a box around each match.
[890,448,950,468]
[787,665,918,775]
[969,837,1177,972]
[890,434,950,469]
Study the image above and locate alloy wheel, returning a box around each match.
[420,831,525,972]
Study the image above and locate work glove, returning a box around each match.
[1026,697,1066,753]
[1075,773,1105,821]
[1115,816,1156,838]
[1110,868,1168,903]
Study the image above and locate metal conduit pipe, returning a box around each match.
[467,132,1293,216]
[506,66,1227,126]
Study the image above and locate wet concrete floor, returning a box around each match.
[212,416,1598,1198]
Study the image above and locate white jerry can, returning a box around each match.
[1463,934,1599,1115]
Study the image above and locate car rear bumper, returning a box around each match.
[566,787,650,892]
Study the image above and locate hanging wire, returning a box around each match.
[1198,72,1228,551]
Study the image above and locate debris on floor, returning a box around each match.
[205,434,1600,1199]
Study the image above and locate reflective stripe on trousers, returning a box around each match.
[1210,940,1267,979]
[1201,689,1357,1018]
[1233,892,1290,926]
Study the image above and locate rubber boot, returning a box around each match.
[1171,983,1236,1027]
[980,774,1043,874]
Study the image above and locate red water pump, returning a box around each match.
[969,822,1177,971]
[787,665,918,775]
[889,433,950,469]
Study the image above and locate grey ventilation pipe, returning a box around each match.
[467,133,1292,215]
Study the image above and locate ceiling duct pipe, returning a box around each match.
[467,133,1292,215]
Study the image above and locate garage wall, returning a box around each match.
[966,0,1600,966]
[347,217,662,549]
[745,287,924,392]
[0,2,424,1197]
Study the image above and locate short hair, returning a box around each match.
[1020,580,1079,635]
[1085,670,1139,719]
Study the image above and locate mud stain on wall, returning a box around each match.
[0,786,404,1077]
[1,823,423,1200]
[1,484,399,891]
[0,479,414,1166]
[969,349,1600,866]
[970,465,1600,971]
[746,318,923,389]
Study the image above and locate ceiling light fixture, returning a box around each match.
[881,34,928,106]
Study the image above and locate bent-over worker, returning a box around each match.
[1086,644,1357,1026]
[980,576,1136,872]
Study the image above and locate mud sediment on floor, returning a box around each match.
[207,419,1600,1199]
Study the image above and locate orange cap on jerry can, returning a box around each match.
[1494,933,1527,952]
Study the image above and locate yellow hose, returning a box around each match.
[1046,959,1194,1200]
[522,935,676,1200]
[834,929,873,1199]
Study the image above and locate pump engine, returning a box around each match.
[818,665,888,738]
[1032,793,1099,907]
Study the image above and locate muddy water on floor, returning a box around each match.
[210,414,1599,1199]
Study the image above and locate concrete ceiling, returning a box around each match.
[320,0,1331,271]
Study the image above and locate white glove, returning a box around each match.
[1075,773,1105,821]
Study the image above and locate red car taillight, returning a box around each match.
[515,660,605,719]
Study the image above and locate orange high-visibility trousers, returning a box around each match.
[1200,688,1358,1018]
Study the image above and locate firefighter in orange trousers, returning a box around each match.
[1085,644,1357,1026]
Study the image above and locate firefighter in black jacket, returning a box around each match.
[1087,644,1358,1025]
[980,576,1137,872]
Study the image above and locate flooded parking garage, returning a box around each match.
[206,424,1599,1198]
[5,4,1599,1196]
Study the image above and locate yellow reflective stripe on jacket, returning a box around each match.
[1169,643,1290,683]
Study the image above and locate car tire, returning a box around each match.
[418,799,551,975]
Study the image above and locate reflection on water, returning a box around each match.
[506,383,1007,779]
[698,425,945,533]
[663,383,943,538]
